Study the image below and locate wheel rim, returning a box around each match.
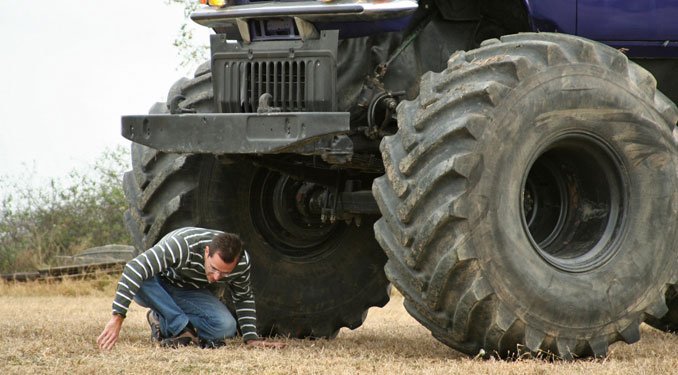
[249,169,343,260]
[521,133,628,272]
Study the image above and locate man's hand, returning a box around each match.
[97,314,124,350]
[246,339,286,349]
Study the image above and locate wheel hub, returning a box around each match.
[250,170,341,258]
[521,133,628,272]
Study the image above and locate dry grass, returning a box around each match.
[0,278,676,375]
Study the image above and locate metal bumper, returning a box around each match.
[121,112,349,154]
[191,0,419,27]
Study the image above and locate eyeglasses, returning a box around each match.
[206,258,231,278]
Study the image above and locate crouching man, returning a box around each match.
[97,227,284,349]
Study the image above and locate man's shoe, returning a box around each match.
[146,310,162,342]
[200,339,226,349]
[160,326,199,348]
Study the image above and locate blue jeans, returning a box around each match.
[133,276,237,343]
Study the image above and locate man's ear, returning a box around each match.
[204,245,209,257]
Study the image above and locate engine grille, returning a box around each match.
[243,60,306,112]
[213,54,335,113]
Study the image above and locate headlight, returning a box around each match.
[199,0,228,8]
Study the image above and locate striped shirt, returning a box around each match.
[112,227,259,342]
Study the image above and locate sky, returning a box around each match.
[0,0,209,188]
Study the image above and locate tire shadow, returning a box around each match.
[338,331,467,360]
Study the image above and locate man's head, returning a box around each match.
[204,232,243,283]
[208,232,243,263]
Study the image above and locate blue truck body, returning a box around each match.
[527,0,678,57]
[201,0,678,57]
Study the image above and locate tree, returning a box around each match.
[167,0,210,68]
[0,147,131,273]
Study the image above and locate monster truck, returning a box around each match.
[121,0,678,358]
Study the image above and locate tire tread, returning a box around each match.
[374,32,677,358]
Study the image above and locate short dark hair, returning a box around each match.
[208,232,243,263]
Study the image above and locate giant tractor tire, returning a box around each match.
[373,33,678,359]
[123,63,389,338]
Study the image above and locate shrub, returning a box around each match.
[0,146,131,273]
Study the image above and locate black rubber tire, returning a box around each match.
[123,62,389,338]
[195,159,389,337]
[123,62,209,252]
[373,33,678,359]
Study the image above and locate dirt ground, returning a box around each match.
[0,278,676,374]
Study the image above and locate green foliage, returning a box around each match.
[167,0,210,68]
[0,146,132,273]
